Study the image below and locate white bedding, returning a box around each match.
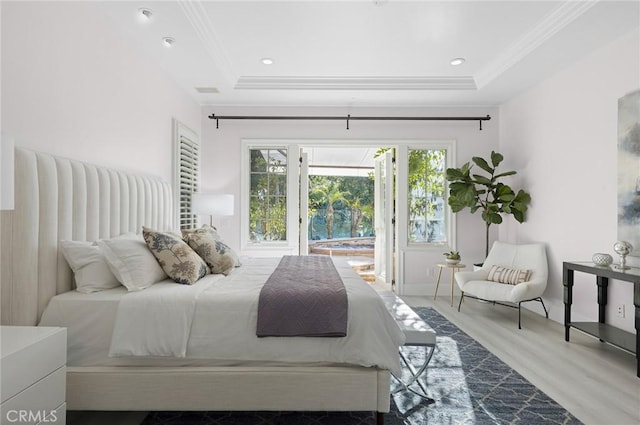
[40,257,405,374]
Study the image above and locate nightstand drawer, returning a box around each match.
[1,366,65,425]
[1,327,66,402]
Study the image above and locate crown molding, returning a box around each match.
[178,0,237,84]
[475,0,599,88]
[235,76,477,91]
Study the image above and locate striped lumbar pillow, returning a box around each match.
[487,265,532,285]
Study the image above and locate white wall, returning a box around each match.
[500,29,640,332]
[1,1,201,182]
[201,105,499,293]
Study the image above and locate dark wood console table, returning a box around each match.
[563,262,639,377]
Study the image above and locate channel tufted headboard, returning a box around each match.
[0,148,173,325]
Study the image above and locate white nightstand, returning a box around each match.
[1,326,66,425]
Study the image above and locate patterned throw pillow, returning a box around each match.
[487,265,532,285]
[181,224,222,241]
[184,232,239,276]
[142,227,209,285]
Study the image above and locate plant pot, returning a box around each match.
[445,258,461,265]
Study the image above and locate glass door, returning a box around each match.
[374,150,394,283]
[299,150,309,255]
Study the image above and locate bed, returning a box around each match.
[0,148,403,422]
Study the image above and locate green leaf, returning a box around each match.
[513,204,528,215]
[490,151,504,167]
[486,202,500,213]
[448,198,467,212]
[460,162,472,175]
[512,209,525,223]
[449,181,472,192]
[514,190,531,204]
[482,210,503,224]
[495,184,513,196]
[445,168,464,181]
[472,157,493,174]
[472,174,492,185]
[494,170,517,179]
[459,185,478,205]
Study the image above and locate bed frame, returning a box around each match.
[0,148,390,422]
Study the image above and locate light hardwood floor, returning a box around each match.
[403,293,640,425]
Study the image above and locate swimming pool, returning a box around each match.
[308,237,375,256]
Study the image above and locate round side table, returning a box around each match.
[433,263,466,307]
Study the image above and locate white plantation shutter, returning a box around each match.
[174,120,200,229]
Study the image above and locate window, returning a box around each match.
[173,120,200,229]
[249,148,287,242]
[407,149,447,243]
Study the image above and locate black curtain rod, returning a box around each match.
[208,114,491,130]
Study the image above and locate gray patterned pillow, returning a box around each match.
[184,232,239,276]
[142,227,209,285]
[181,224,222,241]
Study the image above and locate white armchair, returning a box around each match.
[455,241,549,328]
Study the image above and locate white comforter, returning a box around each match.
[108,257,405,374]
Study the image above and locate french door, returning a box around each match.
[298,151,309,255]
[374,150,394,284]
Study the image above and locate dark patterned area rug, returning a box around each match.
[142,307,581,425]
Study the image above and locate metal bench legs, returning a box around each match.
[391,343,436,404]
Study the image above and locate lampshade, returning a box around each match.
[191,193,234,216]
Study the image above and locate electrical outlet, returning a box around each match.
[616,304,625,318]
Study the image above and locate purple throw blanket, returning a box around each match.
[256,255,348,337]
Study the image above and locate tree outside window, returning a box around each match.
[308,175,374,240]
[249,148,287,241]
[408,149,447,243]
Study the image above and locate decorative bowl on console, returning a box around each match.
[591,253,613,267]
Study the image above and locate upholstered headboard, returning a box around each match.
[1,148,173,325]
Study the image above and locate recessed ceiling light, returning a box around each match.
[450,58,466,66]
[261,58,274,65]
[162,37,176,47]
[138,8,153,21]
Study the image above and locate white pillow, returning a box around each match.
[60,240,121,293]
[97,234,168,291]
[487,265,532,285]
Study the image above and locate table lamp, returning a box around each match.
[191,193,234,227]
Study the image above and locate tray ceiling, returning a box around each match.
[97,1,640,107]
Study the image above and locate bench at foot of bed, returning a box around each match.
[378,290,437,404]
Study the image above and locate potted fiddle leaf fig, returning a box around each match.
[446,151,531,257]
